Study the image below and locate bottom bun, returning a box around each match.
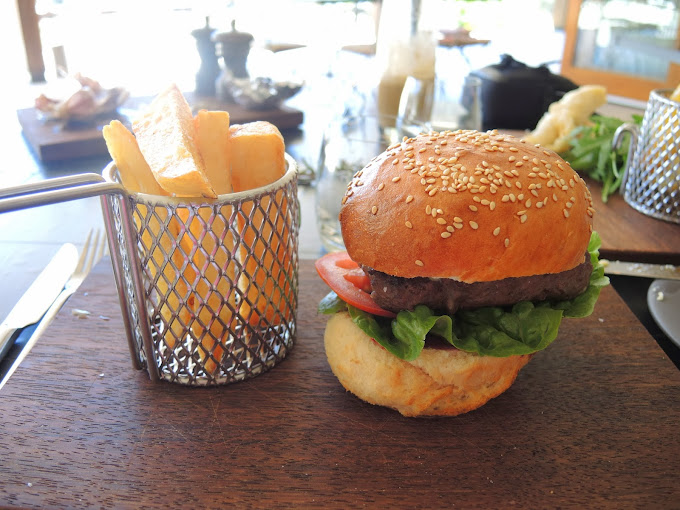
[324,312,532,417]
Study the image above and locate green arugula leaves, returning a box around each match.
[560,114,642,202]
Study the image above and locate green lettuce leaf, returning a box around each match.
[318,232,609,360]
[553,231,609,318]
[318,291,347,315]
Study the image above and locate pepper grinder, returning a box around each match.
[191,17,221,97]
[214,20,254,102]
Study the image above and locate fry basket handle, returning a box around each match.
[612,122,639,194]
[0,173,127,214]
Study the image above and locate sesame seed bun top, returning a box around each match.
[339,129,594,282]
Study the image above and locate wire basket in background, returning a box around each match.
[615,89,680,224]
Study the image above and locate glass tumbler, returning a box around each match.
[427,74,483,132]
[315,114,426,253]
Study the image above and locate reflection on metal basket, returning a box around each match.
[101,156,299,385]
[615,89,680,224]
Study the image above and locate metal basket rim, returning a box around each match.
[101,153,298,206]
[649,88,676,107]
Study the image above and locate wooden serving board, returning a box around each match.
[589,178,680,265]
[1,260,679,508]
[18,99,303,162]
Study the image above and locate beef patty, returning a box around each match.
[364,253,592,314]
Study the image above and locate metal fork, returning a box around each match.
[0,229,107,390]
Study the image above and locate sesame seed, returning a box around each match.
[378,183,385,191]
[428,189,437,196]
[469,205,478,212]
[469,221,479,229]
[490,201,496,210]
[426,205,432,214]
[441,232,452,239]
[405,221,413,228]
[525,199,532,208]
[415,259,424,267]
[371,206,378,214]
[392,158,399,165]
[566,202,573,208]
[342,196,348,204]
[436,218,447,225]
[563,209,570,218]
[454,216,462,223]
[493,227,501,236]
[405,195,414,203]
[504,238,510,247]
[520,214,527,223]
[446,226,455,232]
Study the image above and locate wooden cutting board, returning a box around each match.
[18,98,304,162]
[589,178,680,264]
[0,260,678,508]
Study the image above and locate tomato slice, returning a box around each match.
[315,251,396,318]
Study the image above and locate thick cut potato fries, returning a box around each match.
[103,120,167,195]
[190,110,235,375]
[230,122,292,325]
[133,84,216,198]
[103,118,192,351]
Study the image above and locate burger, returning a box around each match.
[315,129,608,417]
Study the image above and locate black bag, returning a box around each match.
[470,54,578,131]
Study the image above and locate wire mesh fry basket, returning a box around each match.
[614,89,680,224]
[0,156,299,386]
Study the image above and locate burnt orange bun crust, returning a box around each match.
[324,312,532,417]
[340,130,594,282]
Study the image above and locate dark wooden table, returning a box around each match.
[588,178,680,265]
[1,260,679,508]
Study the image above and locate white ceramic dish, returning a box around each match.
[647,279,680,347]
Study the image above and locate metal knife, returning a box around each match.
[0,244,78,359]
[602,260,680,280]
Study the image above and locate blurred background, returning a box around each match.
[1,0,566,95]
